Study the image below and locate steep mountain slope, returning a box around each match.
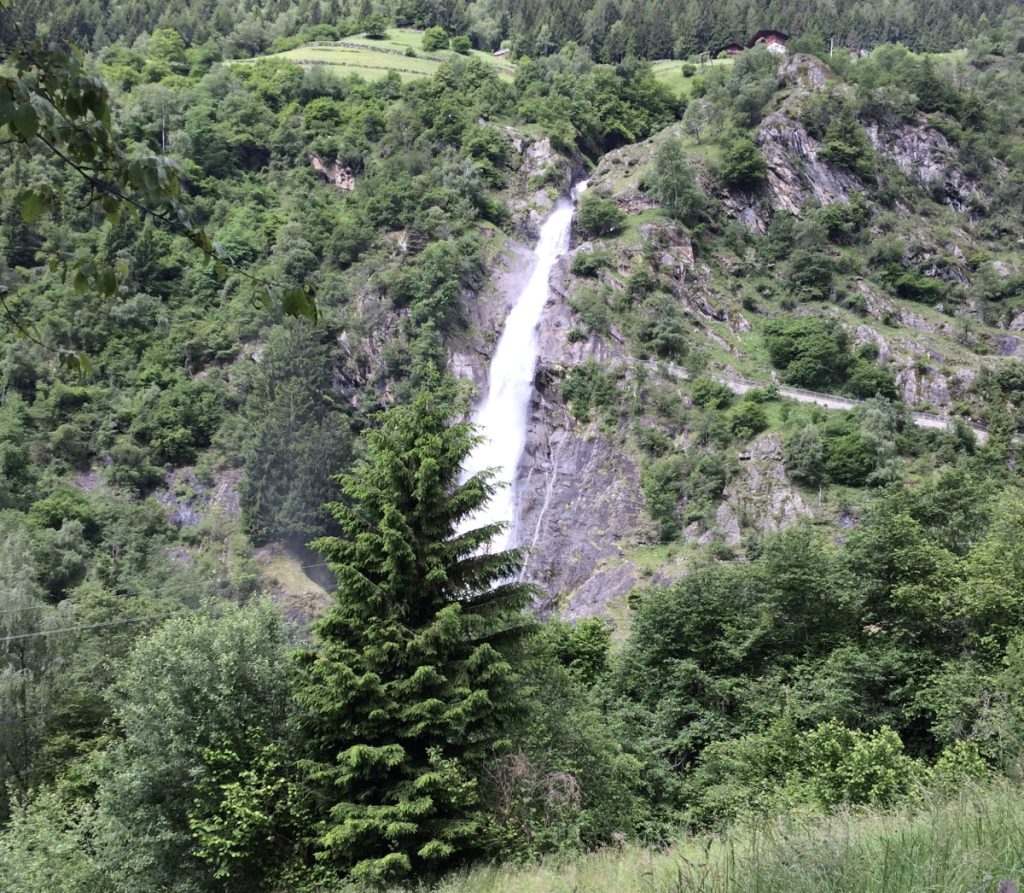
[499,47,1024,616]
[6,8,1024,885]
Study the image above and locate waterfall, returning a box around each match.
[460,182,588,550]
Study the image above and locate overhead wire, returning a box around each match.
[0,608,202,644]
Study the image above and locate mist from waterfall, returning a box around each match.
[460,182,587,550]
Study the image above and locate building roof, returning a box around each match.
[711,42,745,56]
[747,29,790,47]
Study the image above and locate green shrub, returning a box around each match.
[131,378,225,466]
[569,286,611,333]
[818,193,870,243]
[823,429,875,486]
[848,358,898,399]
[641,452,726,541]
[361,13,389,39]
[105,439,164,494]
[788,248,835,300]
[570,250,610,277]
[635,425,673,456]
[719,134,767,189]
[729,400,768,440]
[691,376,733,409]
[577,194,626,238]
[451,35,472,54]
[645,138,704,226]
[562,361,619,423]
[762,317,849,390]
[633,294,688,361]
[462,124,513,186]
[784,424,825,486]
[28,488,99,538]
[893,271,946,303]
[421,26,449,51]
[818,107,876,179]
[801,720,920,807]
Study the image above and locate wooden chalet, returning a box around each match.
[747,29,789,53]
[711,42,745,58]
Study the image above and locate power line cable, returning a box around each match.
[0,609,200,644]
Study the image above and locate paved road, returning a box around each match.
[648,361,990,445]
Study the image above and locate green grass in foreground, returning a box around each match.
[424,784,1024,893]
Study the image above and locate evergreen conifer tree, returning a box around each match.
[294,376,535,885]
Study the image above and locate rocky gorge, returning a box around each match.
[444,51,1023,618]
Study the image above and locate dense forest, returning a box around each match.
[2,0,1024,888]
[7,0,1024,60]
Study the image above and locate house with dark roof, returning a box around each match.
[747,29,789,54]
[711,42,745,58]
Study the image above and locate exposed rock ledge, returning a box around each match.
[308,153,355,190]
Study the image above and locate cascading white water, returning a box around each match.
[461,182,588,550]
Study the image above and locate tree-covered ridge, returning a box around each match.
[6,0,1024,60]
[521,36,1024,570]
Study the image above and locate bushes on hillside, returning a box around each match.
[645,137,704,226]
[719,134,766,188]
[562,361,620,423]
[641,452,726,541]
[762,317,849,390]
[577,194,626,237]
[422,26,449,51]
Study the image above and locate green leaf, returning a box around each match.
[0,84,14,126]
[281,286,319,322]
[101,195,121,224]
[59,351,93,379]
[96,267,118,297]
[11,104,38,140]
[72,261,95,294]
[17,189,44,224]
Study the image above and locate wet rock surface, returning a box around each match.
[511,255,653,614]
[513,393,649,616]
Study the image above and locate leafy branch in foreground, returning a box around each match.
[0,25,317,371]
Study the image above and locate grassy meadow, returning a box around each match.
[651,57,734,96]
[418,784,1024,893]
[253,28,516,81]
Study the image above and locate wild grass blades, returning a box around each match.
[423,782,1024,893]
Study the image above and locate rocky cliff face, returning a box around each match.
[451,228,657,617]
[755,110,863,222]
[511,255,652,617]
[459,54,1021,618]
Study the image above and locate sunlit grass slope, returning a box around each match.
[422,784,1024,893]
[651,57,733,96]
[260,28,516,81]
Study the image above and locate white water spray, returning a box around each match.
[461,182,588,550]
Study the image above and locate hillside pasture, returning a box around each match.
[250,29,516,81]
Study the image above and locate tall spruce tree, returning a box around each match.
[294,377,535,885]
